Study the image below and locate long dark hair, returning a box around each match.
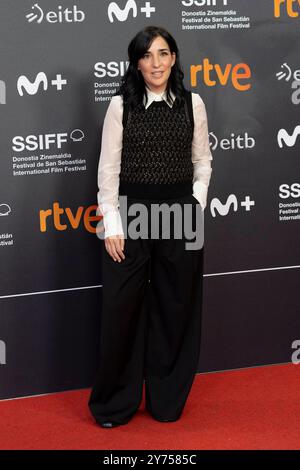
[115,25,188,110]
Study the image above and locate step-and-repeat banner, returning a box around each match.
[0,0,299,399]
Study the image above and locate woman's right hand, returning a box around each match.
[104,234,125,262]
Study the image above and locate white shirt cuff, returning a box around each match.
[102,210,124,238]
[192,180,208,211]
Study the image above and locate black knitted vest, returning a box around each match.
[119,90,194,199]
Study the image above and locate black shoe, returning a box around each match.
[155,417,180,422]
[100,421,120,428]
[146,405,181,423]
[147,412,180,423]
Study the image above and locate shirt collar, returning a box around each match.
[143,86,176,109]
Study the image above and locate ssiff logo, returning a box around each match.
[182,1,229,5]
[12,130,85,152]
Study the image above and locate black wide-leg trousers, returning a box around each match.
[88,193,205,424]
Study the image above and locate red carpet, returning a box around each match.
[0,363,299,450]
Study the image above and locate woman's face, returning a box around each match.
[137,36,176,94]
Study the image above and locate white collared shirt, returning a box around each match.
[98,87,213,238]
[143,86,176,109]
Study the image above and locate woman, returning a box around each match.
[88,25,213,428]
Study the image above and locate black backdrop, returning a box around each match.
[0,0,299,399]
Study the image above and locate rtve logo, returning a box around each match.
[39,203,101,233]
[274,0,300,17]
[190,59,251,91]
